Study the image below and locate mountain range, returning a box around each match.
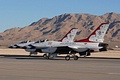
[0,12,120,48]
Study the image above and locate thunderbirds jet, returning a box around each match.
[24,28,78,55]
[24,22,110,60]
[9,40,34,48]
[9,28,78,56]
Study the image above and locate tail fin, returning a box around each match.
[59,28,78,42]
[76,23,109,42]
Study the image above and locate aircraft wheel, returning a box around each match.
[65,56,70,61]
[46,56,50,59]
[74,56,78,60]
[43,54,47,58]
[43,54,50,59]
[29,52,33,56]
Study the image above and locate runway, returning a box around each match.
[0,55,120,80]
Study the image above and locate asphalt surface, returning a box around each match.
[0,55,120,80]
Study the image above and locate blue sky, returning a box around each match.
[0,0,119,32]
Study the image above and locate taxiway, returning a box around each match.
[0,55,120,80]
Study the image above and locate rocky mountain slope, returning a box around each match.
[0,12,120,47]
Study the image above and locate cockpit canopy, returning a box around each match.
[35,39,48,43]
[19,40,31,44]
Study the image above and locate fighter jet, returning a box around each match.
[20,28,78,56]
[9,40,34,48]
[25,23,109,60]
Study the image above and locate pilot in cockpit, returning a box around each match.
[19,40,31,44]
[35,39,48,43]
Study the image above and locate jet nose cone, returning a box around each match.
[8,46,13,48]
[8,44,21,48]
[14,44,20,48]
[22,46,27,49]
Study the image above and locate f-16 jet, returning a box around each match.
[9,28,78,56]
[24,23,109,60]
[9,40,34,48]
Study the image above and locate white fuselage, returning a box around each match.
[9,41,35,48]
[25,40,101,53]
[16,42,34,48]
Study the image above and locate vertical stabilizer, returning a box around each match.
[76,23,109,42]
[59,28,78,42]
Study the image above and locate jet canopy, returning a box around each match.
[35,39,48,43]
[19,40,31,44]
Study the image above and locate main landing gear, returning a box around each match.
[65,54,79,61]
[43,53,57,59]
[43,54,49,59]
[43,53,79,61]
